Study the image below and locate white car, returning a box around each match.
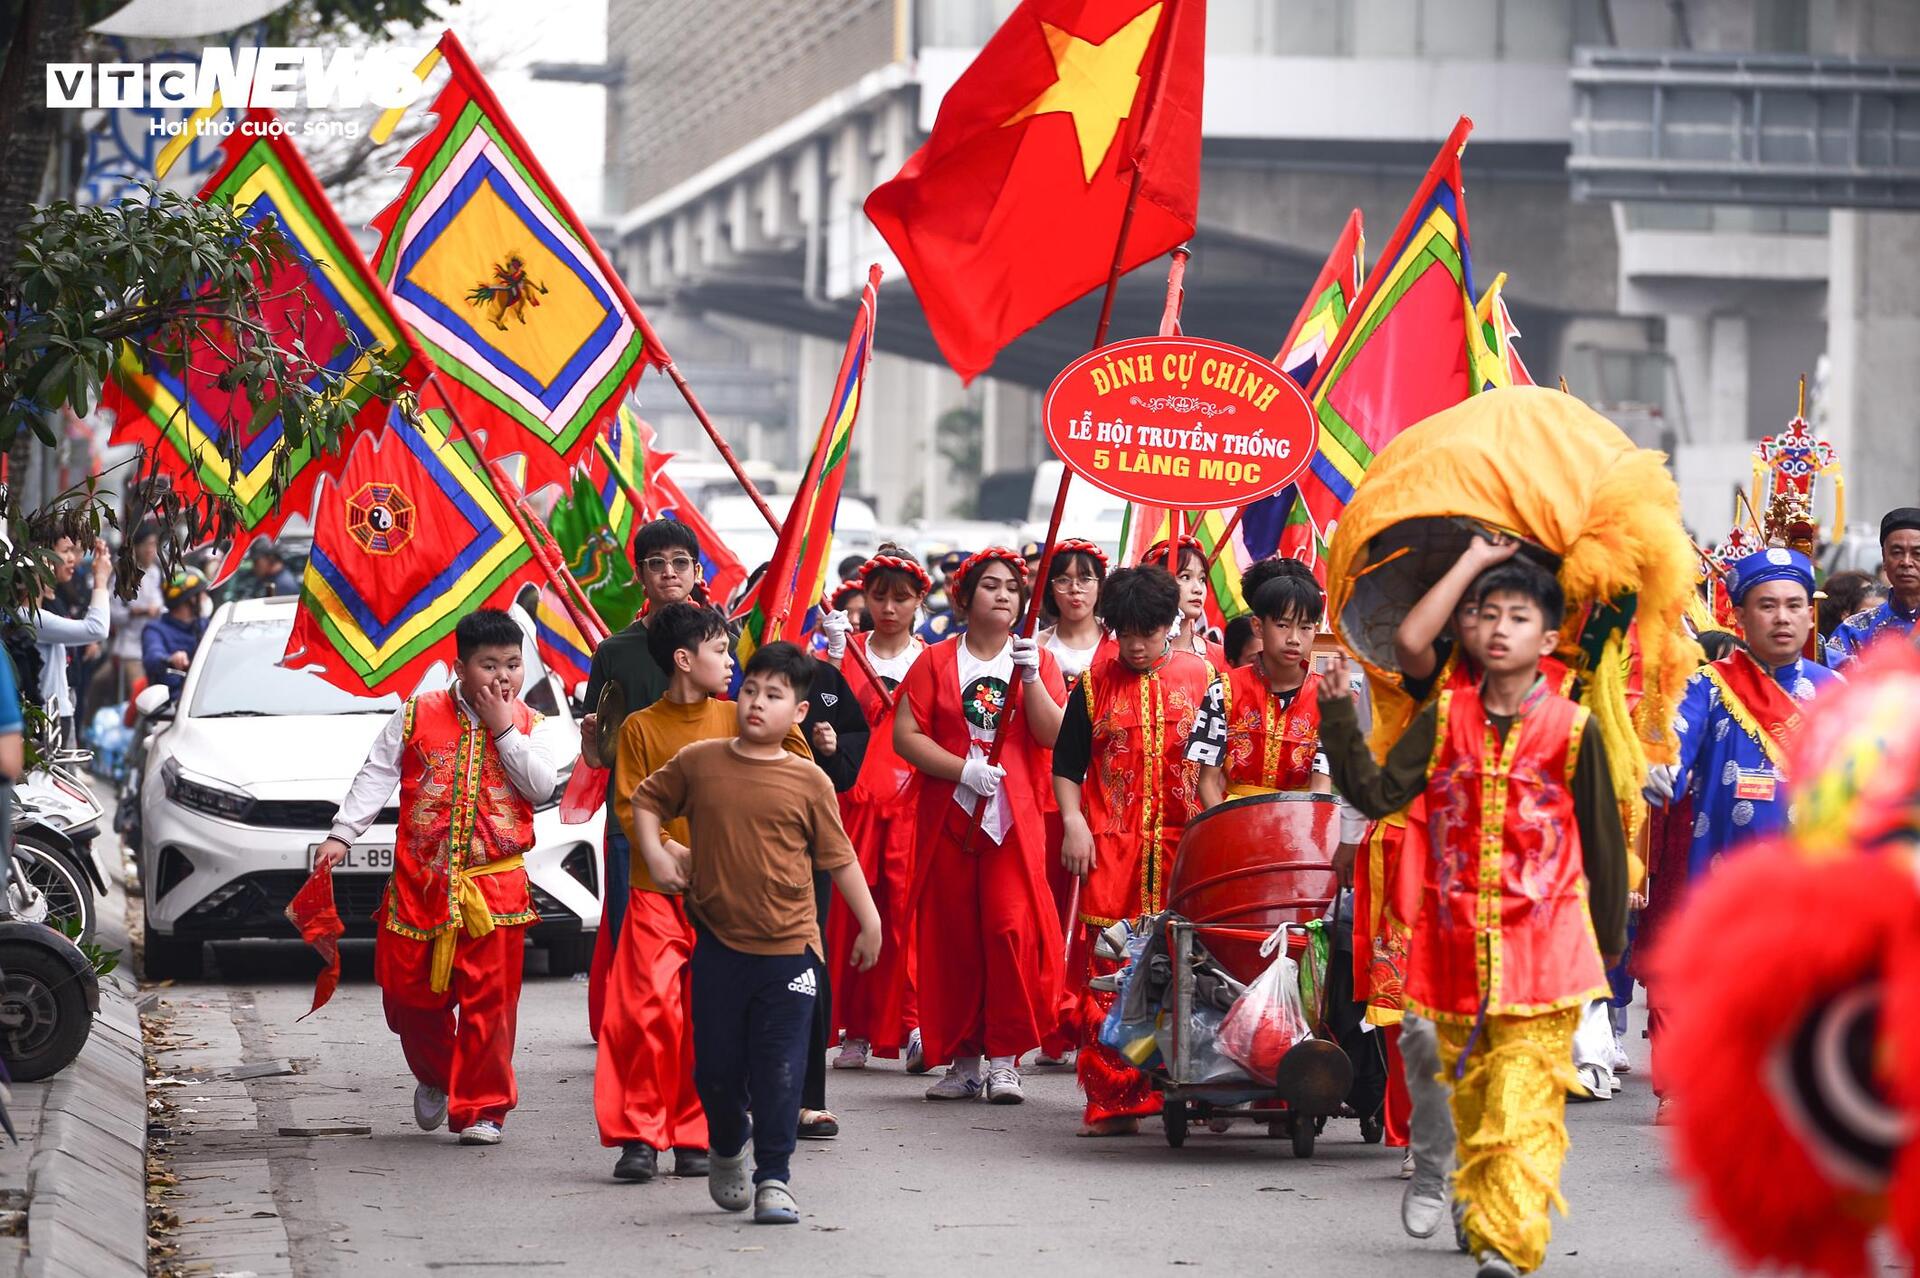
[137,596,603,981]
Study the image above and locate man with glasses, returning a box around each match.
[1827,507,1920,668]
[581,520,706,1038]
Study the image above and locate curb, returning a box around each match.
[22,973,145,1278]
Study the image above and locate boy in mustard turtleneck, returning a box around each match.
[593,602,806,1184]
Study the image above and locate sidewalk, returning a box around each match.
[0,972,147,1278]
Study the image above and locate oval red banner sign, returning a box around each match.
[1042,336,1316,510]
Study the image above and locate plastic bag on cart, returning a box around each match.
[1156,999,1253,1085]
[1098,923,1165,1068]
[1217,925,1311,1086]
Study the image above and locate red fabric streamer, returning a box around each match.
[284,863,345,1019]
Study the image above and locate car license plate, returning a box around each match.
[311,843,393,872]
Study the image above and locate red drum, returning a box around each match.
[1169,792,1341,984]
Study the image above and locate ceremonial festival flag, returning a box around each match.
[612,409,749,608]
[532,583,595,690]
[1242,210,1366,565]
[547,469,645,627]
[370,31,649,489]
[734,267,880,666]
[1476,272,1534,387]
[864,0,1205,381]
[588,404,649,551]
[283,385,539,697]
[1116,506,1246,624]
[1292,116,1504,564]
[107,109,425,582]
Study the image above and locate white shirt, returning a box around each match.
[328,685,580,847]
[861,636,921,686]
[952,638,1015,845]
[22,589,110,718]
[111,564,162,660]
[1043,629,1101,683]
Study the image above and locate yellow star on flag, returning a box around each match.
[1002,3,1164,184]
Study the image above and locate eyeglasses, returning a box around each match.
[1053,575,1100,593]
[642,555,697,574]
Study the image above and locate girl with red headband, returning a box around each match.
[895,548,1068,1104]
[824,545,931,1074]
[1148,536,1228,671]
[1034,538,1112,1053]
[1037,539,1110,683]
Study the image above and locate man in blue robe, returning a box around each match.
[1826,507,1920,668]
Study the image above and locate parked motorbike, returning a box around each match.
[11,749,107,943]
[0,786,98,1082]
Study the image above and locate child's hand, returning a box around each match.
[1060,815,1096,877]
[1318,653,1359,709]
[850,923,881,972]
[1462,529,1521,570]
[649,839,690,892]
[811,721,837,757]
[471,677,515,736]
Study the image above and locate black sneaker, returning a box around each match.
[613,1142,658,1182]
[671,1147,709,1177]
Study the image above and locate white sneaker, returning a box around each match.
[1402,1176,1449,1239]
[925,1065,983,1101]
[458,1119,502,1145]
[983,1064,1024,1105]
[904,1028,930,1075]
[1610,1037,1633,1075]
[1399,1147,1415,1180]
[412,1083,447,1131]
[832,1038,870,1070]
[1571,1063,1614,1101]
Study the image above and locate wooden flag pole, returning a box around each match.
[1205,504,1248,573]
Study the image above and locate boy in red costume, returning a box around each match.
[1052,565,1211,1135]
[895,548,1067,1104]
[1321,559,1627,1278]
[825,546,932,1072]
[318,609,579,1146]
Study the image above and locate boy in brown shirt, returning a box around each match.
[594,603,808,1184]
[634,641,881,1226]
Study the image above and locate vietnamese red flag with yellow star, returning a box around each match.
[864,0,1204,382]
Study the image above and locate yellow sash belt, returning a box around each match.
[430,855,524,993]
[1227,782,1279,799]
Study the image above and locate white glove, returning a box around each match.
[822,609,851,659]
[1642,763,1677,805]
[1010,635,1041,684]
[959,757,1006,799]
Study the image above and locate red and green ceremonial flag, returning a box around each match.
[548,468,645,627]
[1242,210,1366,567]
[282,384,539,697]
[587,404,649,550]
[1293,116,1503,561]
[1476,271,1534,388]
[734,267,880,666]
[106,109,426,583]
[370,30,649,491]
[864,0,1205,382]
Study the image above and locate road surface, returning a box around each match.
[145,934,1739,1277]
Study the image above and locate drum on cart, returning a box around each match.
[1169,791,1341,984]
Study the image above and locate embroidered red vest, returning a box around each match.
[1410,684,1607,1021]
[384,690,539,939]
[1219,662,1323,795]
[1077,649,1211,923]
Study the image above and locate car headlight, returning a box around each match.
[161,758,255,822]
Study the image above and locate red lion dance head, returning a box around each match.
[1653,641,1920,1275]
